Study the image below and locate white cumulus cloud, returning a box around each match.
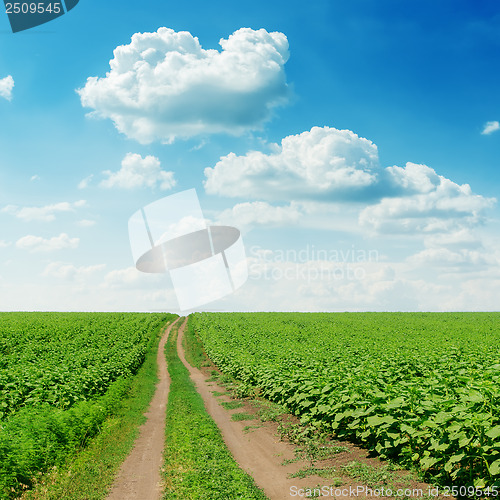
[16,233,80,252]
[103,266,164,289]
[423,229,482,250]
[100,153,176,190]
[217,201,301,230]
[42,262,106,280]
[359,163,496,235]
[204,126,379,200]
[2,200,86,222]
[407,248,494,267]
[0,75,14,101]
[78,175,93,189]
[481,121,500,135]
[78,27,289,144]
[77,219,96,227]
[204,128,495,239]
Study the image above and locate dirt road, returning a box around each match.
[176,320,335,500]
[106,318,179,500]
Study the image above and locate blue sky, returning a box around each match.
[0,0,499,311]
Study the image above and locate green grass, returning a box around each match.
[341,461,395,488]
[243,425,263,433]
[19,317,177,500]
[289,467,341,482]
[162,321,267,499]
[220,401,244,410]
[182,318,207,369]
[230,412,256,422]
[211,391,230,397]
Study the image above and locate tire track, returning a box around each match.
[106,317,180,500]
[176,319,311,500]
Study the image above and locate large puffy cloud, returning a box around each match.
[78,27,289,144]
[204,126,379,200]
[100,153,176,190]
[16,233,79,252]
[205,128,495,241]
[359,163,495,234]
[2,200,86,222]
[0,75,14,101]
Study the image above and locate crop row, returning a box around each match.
[0,312,174,498]
[0,312,170,419]
[191,312,500,488]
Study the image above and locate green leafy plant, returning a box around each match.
[191,311,500,489]
[0,312,176,499]
[231,412,256,422]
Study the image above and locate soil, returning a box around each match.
[105,317,180,500]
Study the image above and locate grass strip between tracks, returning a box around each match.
[162,320,267,500]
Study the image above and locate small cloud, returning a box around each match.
[481,121,500,135]
[100,153,176,190]
[77,219,96,227]
[0,240,11,248]
[103,266,164,289]
[16,233,80,252]
[30,175,40,182]
[78,175,94,189]
[407,247,494,268]
[42,261,106,280]
[0,75,14,101]
[217,201,301,230]
[2,200,86,222]
[190,139,208,152]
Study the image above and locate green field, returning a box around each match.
[0,312,174,499]
[191,312,500,489]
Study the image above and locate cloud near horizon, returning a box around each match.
[78,27,289,144]
[42,262,106,280]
